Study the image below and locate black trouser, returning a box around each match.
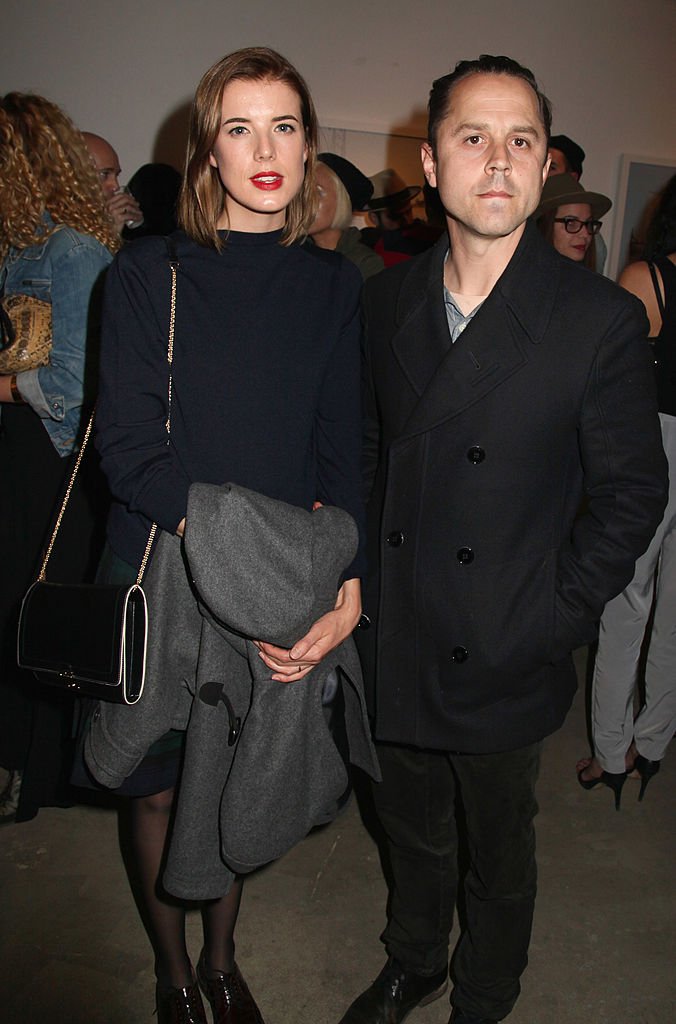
[373,740,541,1022]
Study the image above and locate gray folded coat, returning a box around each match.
[86,482,380,899]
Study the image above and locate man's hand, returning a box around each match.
[257,577,361,682]
[107,189,143,235]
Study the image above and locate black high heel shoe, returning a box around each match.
[634,754,660,801]
[577,767,627,810]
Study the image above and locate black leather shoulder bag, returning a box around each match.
[17,239,179,705]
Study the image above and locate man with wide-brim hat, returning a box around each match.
[362,168,441,267]
[366,168,422,217]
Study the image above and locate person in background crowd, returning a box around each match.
[338,54,666,1024]
[362,168,442,266]
[307,159,384,279]
[83,131,144,235]
[0,94,117,824]
[547,132,608,272]
[577,174,676,808]
[123,162,182,238]
[319,152,374,218]
[547,133,584,180]
[535,173,611,271]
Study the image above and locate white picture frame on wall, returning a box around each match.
[607,155,676,281]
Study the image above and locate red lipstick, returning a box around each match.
[250,173,283,191]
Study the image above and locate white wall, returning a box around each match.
[4,0,676,269]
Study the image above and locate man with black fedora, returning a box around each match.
[363,168,442,265]
[338,54,666,1024]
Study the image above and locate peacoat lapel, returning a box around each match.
[390,222,563,440]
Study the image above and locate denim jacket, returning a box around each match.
[1,220,112,456]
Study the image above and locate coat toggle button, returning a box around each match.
[467,446,485,464]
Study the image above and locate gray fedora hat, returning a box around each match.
[536,173,611,220]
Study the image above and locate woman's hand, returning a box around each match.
[256,577,361,682]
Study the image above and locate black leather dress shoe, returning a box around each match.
[338,956,448,1023]
[156,981,207,1024]
[196,951,265,1023]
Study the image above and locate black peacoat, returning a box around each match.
[358,222,668,754]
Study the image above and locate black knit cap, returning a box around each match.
[549,134,586,178]
[318,152,374,211]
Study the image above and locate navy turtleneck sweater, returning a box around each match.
[96,228,365,578]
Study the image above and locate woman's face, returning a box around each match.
[308,163,337,237]
[552,202,594,262]
[209,76,308,232]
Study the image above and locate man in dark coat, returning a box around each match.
[339,56,668,1024]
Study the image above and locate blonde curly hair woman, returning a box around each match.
[0,93,117,825]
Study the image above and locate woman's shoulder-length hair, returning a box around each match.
[178,47,319,251]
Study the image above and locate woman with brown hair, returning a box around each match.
[89,48,365,1023]
[534,172,611,271]
[0,94,118,824]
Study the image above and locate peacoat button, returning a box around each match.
[457,547,474,564]
[386,530,405,547]
[467,446,485,464]
[452,646,469,663]
[357,613,371,630]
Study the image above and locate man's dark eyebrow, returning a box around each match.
[222,114,300,125]
[451,122,541,138]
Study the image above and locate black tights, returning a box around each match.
[126,786,243,991]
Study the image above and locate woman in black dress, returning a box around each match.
[93,48,364,1023]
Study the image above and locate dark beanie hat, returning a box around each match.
[549,134,586,178]
[318,153,374,211]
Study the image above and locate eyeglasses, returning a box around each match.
[554,216,603,236]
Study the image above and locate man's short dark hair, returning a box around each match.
[428,55,552,156]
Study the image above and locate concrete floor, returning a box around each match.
[1,648,674,1024]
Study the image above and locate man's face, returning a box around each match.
[84,134,121,197]
[547,147,579,180]
[422,73,550,244]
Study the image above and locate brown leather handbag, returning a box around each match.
[0,292,52,373]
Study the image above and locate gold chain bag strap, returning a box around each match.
[16,240,179,705]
